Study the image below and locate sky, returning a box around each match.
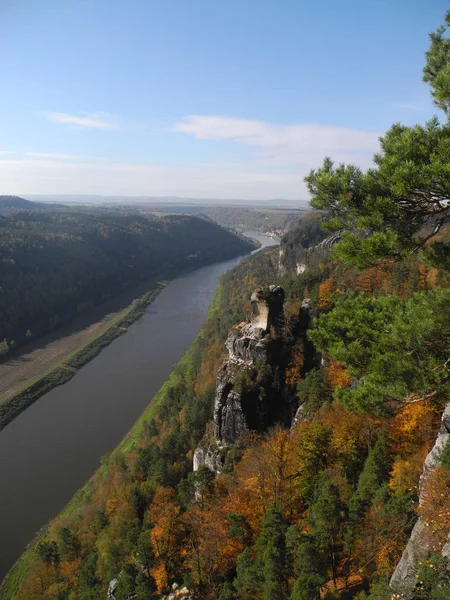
[0,0,448,201]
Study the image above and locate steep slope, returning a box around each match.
[3,210,449,600]
[0,211,253,352]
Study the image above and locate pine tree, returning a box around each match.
[423,11,450,116]
[234,547,260,599]
[255,508,288,600]
[309,479,344,587]
[290,535,325,600]
[135,571,157,600]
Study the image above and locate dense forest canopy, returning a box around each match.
[0,207,253,352]
[200,206,306,235]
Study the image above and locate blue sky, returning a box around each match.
[0,0,447,199]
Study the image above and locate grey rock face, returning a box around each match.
[290,403,306,430]
[107,578,118,600]
[390,402,450,592]
[296,262,307,275]
[299,298,317,334]
[213,286,286,446]
[250,285,285,334]
[194,286,286,472]
[225,325,268,364]
[193,442,224,475]
[390,519,430,592]
[159,582,194,599]
[214,382,249,446]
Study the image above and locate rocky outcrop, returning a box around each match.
[194,286,291,473]
[160,583,194,600]
[390,402,450,593]
[213,286,285,447]
[107,578,118,599]
[278,226,340,277]
[193,287,321,474]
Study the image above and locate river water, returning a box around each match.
[0,231,277,582]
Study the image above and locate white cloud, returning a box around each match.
[172,115,380,168]
[0,157,307,200]
[0,150,13,156]
[25,152,104,161]
[1,115,381,199]
[41,111,118,130]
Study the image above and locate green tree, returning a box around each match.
[295,422,332,500]
[137,530,154,579]
[219,582,237,600]
[415,554,450,599]
[120,518,140,555]
[228,512,252,551]
[297,367,331,415]
[305,117,450,268]
[423,11,450,116]
[305,13,450,271]
[348,432,392,527]
[309,478,345,587]
[254,507,288,600]
[79,551,100,595]
[57,527,81,560]
[309,289,450,414]
[115,562,138,600]
[290,535,325,600]
[0,339,9,357]
[234,547,260,599]
[36,540,59,567]
[135,571,157,600]
[177,465,215,509]
[92,509,108,534]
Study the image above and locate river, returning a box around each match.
[0,230,277,582]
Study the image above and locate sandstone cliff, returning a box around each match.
[390,402,450,594]
[194,286,293,474]
[194,286,319,474]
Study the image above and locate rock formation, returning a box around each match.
[390,402,450,594]
[290,298,320,431]
[194,286,288,474]
[194,287,321,475]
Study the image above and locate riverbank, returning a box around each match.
[0,230,274,588]
[0,281,223,600]
[0,237,280,600]
[0,282,165,432]
[0,234,259,433]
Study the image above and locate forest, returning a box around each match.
[0,206,253,354]
[200,206,306,235]
[2,11,450,600]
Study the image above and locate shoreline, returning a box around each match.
[0,238,257,434]
[0,281,225,600]
[0,282,166,433]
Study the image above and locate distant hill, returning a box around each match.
[0,196,66,215]
[0,196,44,214]
[0,211,253,350]
[24,194,310,209]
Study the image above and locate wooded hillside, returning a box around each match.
[0,208,253,353]
[2,11,450,600]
